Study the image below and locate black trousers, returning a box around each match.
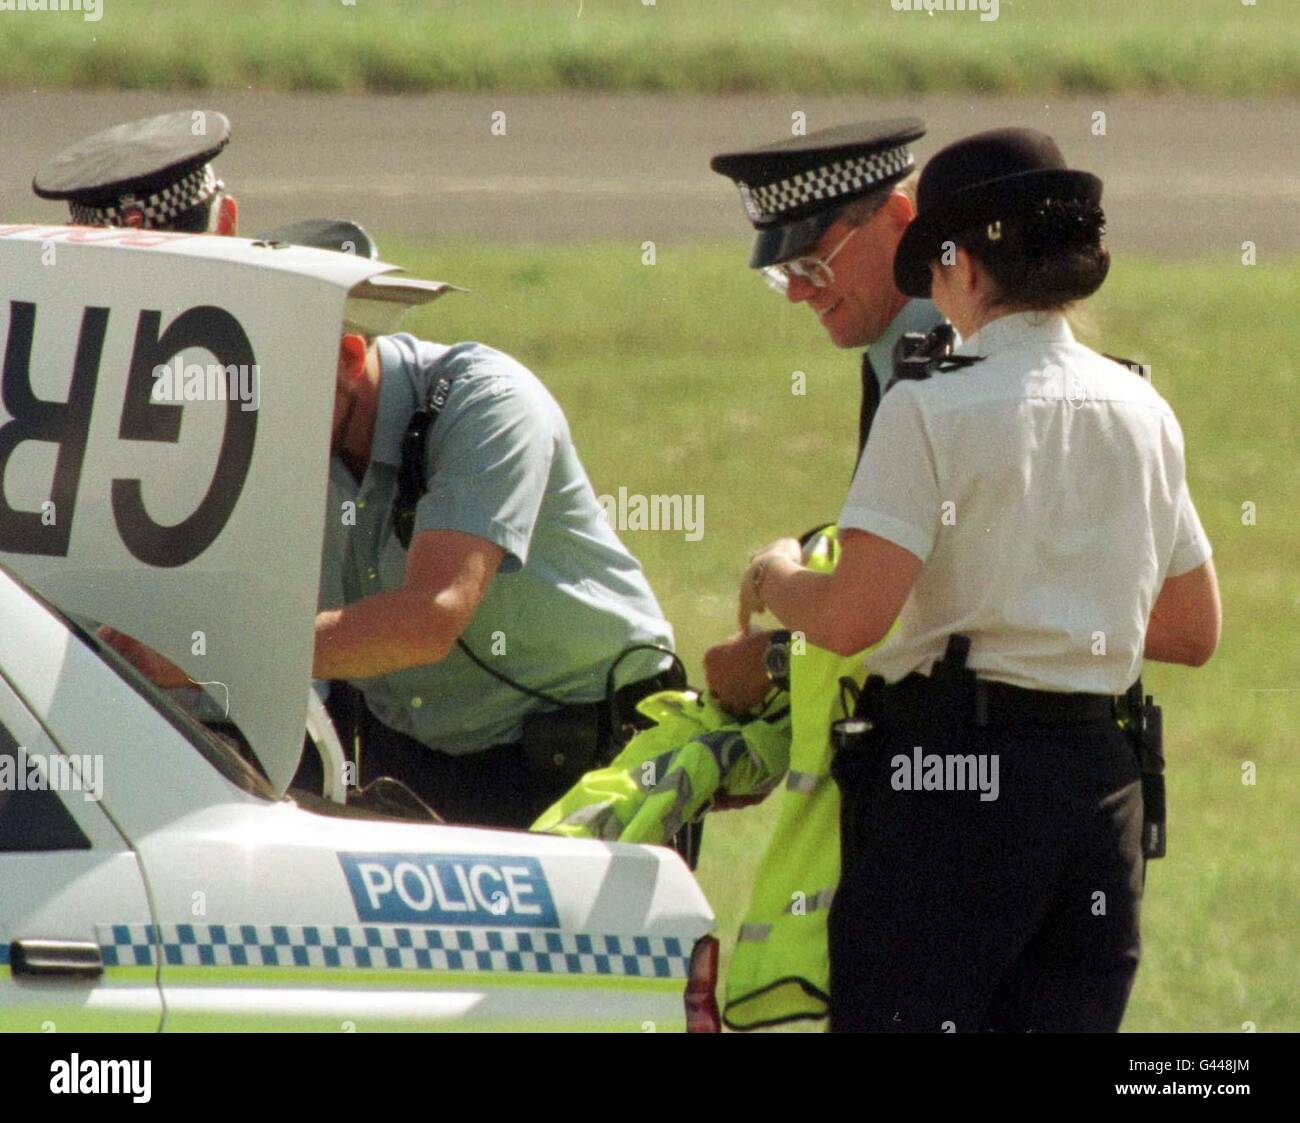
[358,711,581,830]
[828,717,1144,1033]
[356,722,579,826]
[295,683,579,828]
[306,677,702,859]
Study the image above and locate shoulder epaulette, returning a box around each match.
[1102,353,1152,381]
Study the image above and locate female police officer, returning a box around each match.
[738,128,1220,1032]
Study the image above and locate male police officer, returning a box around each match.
[249,219,681,827]
[312,280,678,829]
[33,109,238,234]
[704,119,943,715]
[671,121,949,1024]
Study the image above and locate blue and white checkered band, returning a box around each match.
[69,164,222,229]
[738,144,916,224]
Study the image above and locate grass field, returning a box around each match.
[3,0,1298,96]
[379,236,1299,1031]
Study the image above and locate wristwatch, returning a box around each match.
[763,629,793,692]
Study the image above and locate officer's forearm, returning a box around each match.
[762,559,887,656]
[313,590,467,679]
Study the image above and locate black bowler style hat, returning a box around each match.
[893,127,1103,299]
[33,109,231,229]
[711,118,926,268]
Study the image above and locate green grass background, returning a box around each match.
[3,0,1298,95]
[380,238,1298,1032]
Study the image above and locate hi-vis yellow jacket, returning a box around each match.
[722,526,870,1029]
[533,526,878,1029]
[531,691,791,845]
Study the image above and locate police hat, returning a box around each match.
[33,109,231,230]
[893,128,1103,299]
[711,118,925,268]
[259,218,380,260]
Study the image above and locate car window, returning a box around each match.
[0,723,91,852]
[55,610,278,802]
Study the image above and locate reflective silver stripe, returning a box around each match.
[785,770,822,794]
[653,766,693,841]
[738,923,773,943]
[698,729,746,773]
[559,801,621,841]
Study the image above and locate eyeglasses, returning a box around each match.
[761,225,861,295]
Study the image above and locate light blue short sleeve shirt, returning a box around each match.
[318,334,674,754]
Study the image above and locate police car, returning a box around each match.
[0,224,718,1032]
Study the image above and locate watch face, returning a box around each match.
[764,641,790,681]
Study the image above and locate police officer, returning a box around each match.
[705,119,946,717]
[740,128,1221,1031]
[33,109,238,234]
[312,274,679,829]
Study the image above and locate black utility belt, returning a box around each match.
[880,673,1116,729]
[519,670,681,777]
[834,635,1167,860]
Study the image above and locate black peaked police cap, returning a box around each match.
[711,118,926,268]
[33,109,231,229]
[893,127,1103,299]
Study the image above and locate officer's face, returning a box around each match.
[784,195,912,349]
[331,335,368,455]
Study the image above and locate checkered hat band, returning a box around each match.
[69,164,221,228]
[740,144,915,223]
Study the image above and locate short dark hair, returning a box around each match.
[163,198,215,234]
[955,197,1109,312]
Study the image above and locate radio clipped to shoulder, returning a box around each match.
[393,373,453,550]
[889,323,984,389]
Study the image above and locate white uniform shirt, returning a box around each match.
[839,311,1212,693]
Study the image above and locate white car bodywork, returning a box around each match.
[0,227,716,1032]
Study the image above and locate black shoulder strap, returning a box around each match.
[392,373,453,550]
[858,351,881,458]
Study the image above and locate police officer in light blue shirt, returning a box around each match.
[297,225,677,827]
